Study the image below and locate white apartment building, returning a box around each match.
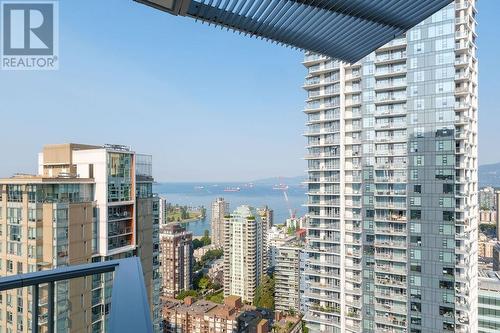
[302,1,478,332]
[223,205,265,303]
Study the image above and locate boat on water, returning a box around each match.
[273,184,289,190]
[194,186,205,190]
[224,187,241,192]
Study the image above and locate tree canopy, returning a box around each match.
[253,274,275,310]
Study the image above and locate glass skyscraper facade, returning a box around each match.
[302,1,478,332]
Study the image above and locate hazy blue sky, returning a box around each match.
[0,0,498,182]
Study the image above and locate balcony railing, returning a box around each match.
[0,257,153,333]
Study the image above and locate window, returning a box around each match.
[410,141,418,153]
[411,288,422,299]
[16,262,22,274]
[443,184,453,194]
[439,252,453,263]
[414,43,424,54]
[439,224,453,235]
[410,197,421,206]
[439,197,453,208]
[410,249,421,260]
[410,222,421,233]
[410,210,421,220]
[414,156,424,166]
[414,185,422,193]
[6,260,13,273]
[414,99,424,110]
[410,236,422,246]
[415,71,424,82]
[436,140,452,151]
[410,29,421,41]
[443,211,454,222]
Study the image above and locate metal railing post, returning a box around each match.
[48,281,54,333]
[32,284,39,333]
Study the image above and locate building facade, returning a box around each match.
[162,296,242,333]
[158,196,168,226]
[159,223,193,297]
[479,187,496,210]
[211,197,229,248]
[258,206,273,271]
[478,270,500,333]
[275,242,303,314]
[0,143,161,333]
[302,1,478,332]
[223,205,265,303]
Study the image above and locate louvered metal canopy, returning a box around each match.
[135,0,453,63]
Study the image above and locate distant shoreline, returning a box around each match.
[174,215,205,224]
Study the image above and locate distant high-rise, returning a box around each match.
[211,197,229,247]
[223,205,265,303]
[159,196,168,226]
[258,206,273,271]
[479,186,496,210]
[160,223,193,297]
[0,143,161,332]
[302,1,478,332]
[478,270,500,333]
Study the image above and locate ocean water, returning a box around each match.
[154,182,307,236]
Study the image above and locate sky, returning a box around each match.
[0,0,498,182]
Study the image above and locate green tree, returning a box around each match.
[301,321,309,333]
[207,290,224,304]
[176,290,198,300]
[193,239,204,250]
[201,230,211,246]
[197,276,211,290]
[253,274,275,310]
[201,249,223,262]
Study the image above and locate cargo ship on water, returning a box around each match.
[272,184,289,190]
[224,187,241,192]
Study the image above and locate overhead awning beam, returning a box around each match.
[135,0,453,63]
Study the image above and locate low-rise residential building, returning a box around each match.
[194,243,220,261]
[208,258,224,286]
[162,296,271,333]
[478,270,500,333]
[162,296,241,333]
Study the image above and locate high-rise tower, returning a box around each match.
[0,143,161,332]
[211,197,229,248]
[302,1,478,332]
[223,205,265,303]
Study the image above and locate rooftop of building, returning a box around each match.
[479,270,500,292]
[0,174,95,184]
[273,314,302,333]
[162,295,244,321]
[160,223,192,236]
[163,297,218,316]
